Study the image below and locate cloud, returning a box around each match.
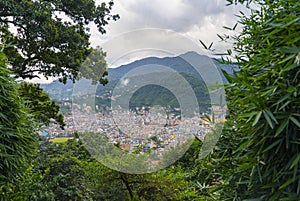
[89,0,249,65]
[102,0,244,32]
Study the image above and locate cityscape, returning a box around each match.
[43,101,227,154]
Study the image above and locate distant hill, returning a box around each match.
[41,51,235,112]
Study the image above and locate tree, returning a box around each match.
[0,50,37,193]
[3,137,191,201]
[3,139,94,200]
[19,82,65,129]
[210,0,300,200]
[0,0,119,83]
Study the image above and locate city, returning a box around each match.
[43,101,227,154]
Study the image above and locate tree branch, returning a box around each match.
[0,18,26,31]
[120,174,134,199]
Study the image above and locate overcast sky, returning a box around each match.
[89,0,249,66]
[32,0,250,83]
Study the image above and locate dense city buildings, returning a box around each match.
[43,101,226,154]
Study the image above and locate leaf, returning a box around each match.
[223,26,233,30]
[279,178,296,190]
[256,163,263,183]
[269,191,282,201]
[283,63,299,72]
[232,23,238,30]
[269,22,284,27]
[199,40,208,49]
[278,47,300,54]
[277,54,296,64]
[252,111,262,126]
[290,154,300,170]
[234,140,250,154]
[282,16,300,27]
[290,116,300,128]
[278,101,291,111]
[217,34,223,40]
[263,111,274,129]
[292,113,300,117]
[241,111,257,118]
[275,93,291,106]
[287,86,296,93]
[265,110,278,124]
[227,49,232,55]
[263,139,282,153]
[275,118,289,137]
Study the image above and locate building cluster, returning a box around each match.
[43,102,227,154]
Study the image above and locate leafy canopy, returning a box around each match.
[19,82,65,129]
[211,0,300,200]
[0,51,37,188]
[0,0,119,83]
[199,0,299,199]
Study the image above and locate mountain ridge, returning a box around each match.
[41,52,234,112]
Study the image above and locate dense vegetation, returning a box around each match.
[1,136,204,200]
[0,0,299,200]
[0,0,118,83]
[222,0,299,199]
[198,0,300,199]
[0,50,37,191]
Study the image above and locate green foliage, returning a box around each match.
[3,139,93,200]
[0,51,37,195]
[0,0,119,83]
[78,48,109,85]
[93,166,188,201]
[4,137,195,201]
[19,82,65,129]
[204,0,300,200]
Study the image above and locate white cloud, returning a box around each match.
[92,0,248,49]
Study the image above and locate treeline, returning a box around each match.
[2,137,209,200]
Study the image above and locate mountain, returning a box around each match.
[41,51,234,112]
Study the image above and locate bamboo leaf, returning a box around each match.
[232,23,238,30]
[290,116,300,128]
[265,110,278,124]
[279,178,296,190]
[263,139,282,153]
[234,140,250,154]
[223,26,233,30]
[290,154,300,170]
[217,34,223,40]
[277,54,296,64]
[275,93,291,106]
[278,47,300,53]
[208,42,213,49]
[199,40,208,49]
[275,118,289,137]
[278,101,291,111]
[252,111,262,126]
[283,63,299,72]
[263,111,274,129]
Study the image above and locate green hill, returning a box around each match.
[41,52,232,113]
